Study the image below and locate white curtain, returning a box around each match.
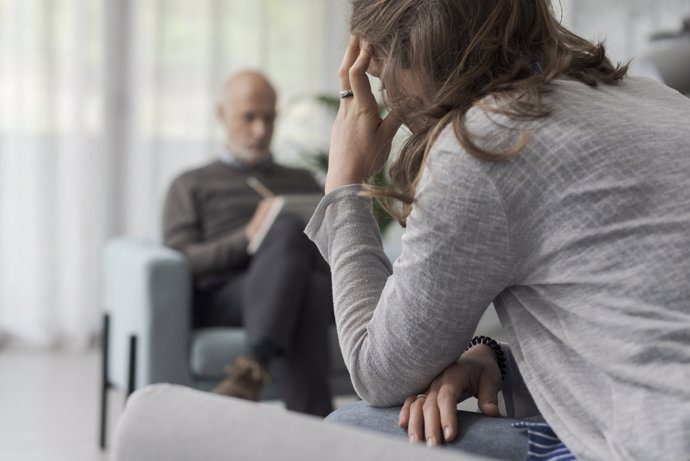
[0,0,104,348]
[0,0,347,349]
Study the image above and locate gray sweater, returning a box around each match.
[305,77,690,460]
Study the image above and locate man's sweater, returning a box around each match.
[163,159,320,285]
[306,77,690,460]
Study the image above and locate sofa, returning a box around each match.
[112,384,491,461]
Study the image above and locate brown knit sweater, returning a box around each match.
[163,160,321,284]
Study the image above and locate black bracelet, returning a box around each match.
[465,335,506,380]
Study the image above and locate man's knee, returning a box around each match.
[259,214,311,251]
[269,214,305,237]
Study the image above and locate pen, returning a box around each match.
[246,176,275,199]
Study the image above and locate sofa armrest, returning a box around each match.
[113,384,485,461]
[103,238,192,388]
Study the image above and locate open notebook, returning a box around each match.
[247,193,324,254]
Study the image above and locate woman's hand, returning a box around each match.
[398,344,502,447]
[325,35,402,194]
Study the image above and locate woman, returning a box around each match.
[304,0,690,460]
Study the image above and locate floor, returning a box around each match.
[0,349,114,461]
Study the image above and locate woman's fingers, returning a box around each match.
[406,396,426,443]
[476,370,501,417]
[437,385,460,443]
[401,361,500,448]
[326,36,400,192]
[348,42,377,108]
[338,35,360,92]
[422,392,443,447]
[405,392,445,447]
[399,396,415,428]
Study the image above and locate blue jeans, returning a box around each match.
[326,401,533,460]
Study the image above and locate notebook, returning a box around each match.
[246,193,324,254]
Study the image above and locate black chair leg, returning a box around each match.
[126,334,137,398]
[99,313,110,450]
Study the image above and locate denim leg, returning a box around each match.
[326,401,529,461]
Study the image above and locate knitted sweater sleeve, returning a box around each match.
[163,174,249,276]
[305,136,517,406]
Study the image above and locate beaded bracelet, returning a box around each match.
[465,335,506,380]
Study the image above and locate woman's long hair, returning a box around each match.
[350,0,628,225]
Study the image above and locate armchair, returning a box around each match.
[99,237,354,449]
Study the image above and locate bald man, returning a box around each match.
[163,71,333,416]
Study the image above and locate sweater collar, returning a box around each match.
[217,147,274,172]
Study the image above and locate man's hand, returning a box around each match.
[398,344,502,447]
[244,198,276,241]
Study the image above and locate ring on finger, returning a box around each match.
[339,89,354,99]
[416,394,427,400]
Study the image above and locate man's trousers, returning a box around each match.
[195,215,334,417]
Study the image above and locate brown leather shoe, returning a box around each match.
[212,356,270,401]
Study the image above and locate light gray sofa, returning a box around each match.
[113,384,491,461]
[99,237,355,448]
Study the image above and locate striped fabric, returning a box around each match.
[512,421,576,461]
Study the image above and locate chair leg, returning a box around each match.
[126,334,137,398]
[99,313,110,450]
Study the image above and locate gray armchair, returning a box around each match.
[99,237,354,449]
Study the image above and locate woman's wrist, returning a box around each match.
[325,169,367,194]
[463,336,506,380]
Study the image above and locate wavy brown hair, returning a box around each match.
[351,0,629,225]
